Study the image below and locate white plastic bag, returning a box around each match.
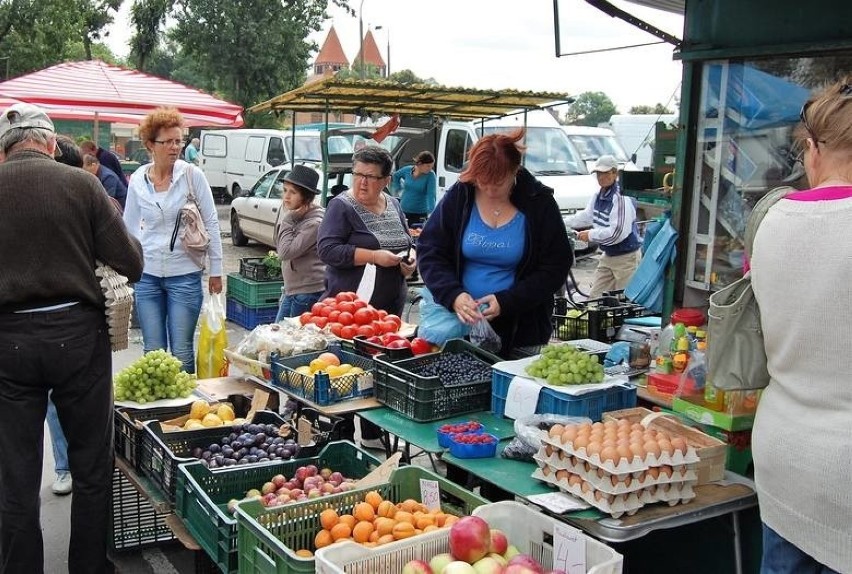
[196,294,228,378]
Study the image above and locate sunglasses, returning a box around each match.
[799,83,852,151]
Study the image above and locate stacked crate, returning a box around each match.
[225,266,283,329]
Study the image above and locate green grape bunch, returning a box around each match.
[525,344,606,386]
[114,349,198,403]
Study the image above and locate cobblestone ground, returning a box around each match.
[42,204,599,573]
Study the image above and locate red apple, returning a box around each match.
[506,554,544,574]
[487,553,507,567]
[442,562,476,574]
[387,339,412,349]
[429,553,454,574]
[271,474,286,488]
[449,516,491,564]
[294,466,308,482]
[401,560,433,574]
[488,529,508,555]
[260,482,276,495]
[471,556,503,574]
[503,545,521,561]
[410,337,432,355]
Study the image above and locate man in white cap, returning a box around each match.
[0,102,143,573]
[567,154,641,298]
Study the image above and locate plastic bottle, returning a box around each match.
[704,380,725,411]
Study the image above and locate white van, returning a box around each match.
[435,109,596,214]
[603,114,677,171]
[561,125,640,172]
[199,128,352,200]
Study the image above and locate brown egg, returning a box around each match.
[544,444,554,457]
[617,444,633,462]
[561,427,578,444]
[603,420,619,431]
[568,473,583,487]
[573,435,589,450]
[671,437,688,454]
[600,446,619,462]
[542,465,552,476]
[556,469,569,482]
[660,465,674,478]
[656,431,670,442]
[629,430,645,442]
[617,418,631,428]
[580,480,592,493]
[594,489,606,501]
[658,440,674,456]
[602,437,618,449]
[592,422,605,431]
[644,440,662,458]
[549,424,565,439]
[586,441,603,457]
[646,467,660,480]
[630,423,644,432]
[557,449,568,460]
[629,443,646,459]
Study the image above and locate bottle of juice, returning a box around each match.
[704,380,725,411]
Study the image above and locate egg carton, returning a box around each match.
[542,435,700,475]
[96,263,134,353]
[532,467,643,519]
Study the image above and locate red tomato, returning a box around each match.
[311,302,324,315]
[410,337,432,355]
[337,301,355,314]
[385,314,402,329]
[319,305,334,318]
[356,325,376,338]
[340,325,358,340]
[381,333,404,344]
[299,312,313,326]
[327,309,341,322]
[386,339,411,350]
[328,322,343,337]
[322,297,337,306]
[376,309,388,319]
[338,311,354,326]
[335,292,356,303]
[311,316,329,329]
[351,299,368,310]
[378,320,398,334]
[353,308,374,326]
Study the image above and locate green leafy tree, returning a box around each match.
[562,91,618,127]
[629,103,674,115]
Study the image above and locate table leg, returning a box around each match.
[732,510,743,574]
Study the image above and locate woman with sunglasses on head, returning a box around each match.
[749,77,852,574]
[123,107,223,373]
[317,145,416,316]
[416,129,573,358]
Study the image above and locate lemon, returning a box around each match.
[326,365,347,378]
[189,399,211,420]
[216,404,236,422]
[184,419,204,430]
[348,367,365,375]
[201,413,223,427]
[309,358,328,373]
[338,363,353,372]
[295,366,313,377]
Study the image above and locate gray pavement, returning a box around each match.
[39,204,599,572]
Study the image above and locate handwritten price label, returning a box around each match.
[553,522,586,574]
[419,479,440,511]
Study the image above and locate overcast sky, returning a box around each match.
[105,0,684,114]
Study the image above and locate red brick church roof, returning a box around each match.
[353,30,385,69]
[315,26,349,66]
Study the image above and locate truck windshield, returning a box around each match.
[287,135,352,162]
[479,126,588,176]
[567,134,630,162]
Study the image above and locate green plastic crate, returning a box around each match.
[175,442,381,574]
[226,272,283,307]
[235,465,488,574]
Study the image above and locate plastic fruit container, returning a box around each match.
[447,433,498,458]
[436,421,484,448]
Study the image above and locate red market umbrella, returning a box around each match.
[0,60,244,128]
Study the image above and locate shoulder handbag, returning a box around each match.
[170,166,210,269]
[706,186,792,391]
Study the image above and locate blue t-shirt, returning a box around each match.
[391,165,437,215]
[461,207,526,299]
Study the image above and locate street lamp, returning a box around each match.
[374,25,390,77]
[358,0,365,79]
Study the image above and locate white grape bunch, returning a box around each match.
[114,349,197,403]
[525,344,605,385]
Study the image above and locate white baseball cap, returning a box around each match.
[591,154,619,172]
[0,103,55,138]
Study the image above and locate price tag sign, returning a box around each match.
[553,522,586,574]
[419,479,440,511]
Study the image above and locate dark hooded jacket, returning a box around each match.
[417,167,573,356]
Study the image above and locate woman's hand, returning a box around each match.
[399,250,416,278]
[373,249,402,268]
[209,276,223,294]
[453,292,483,325]
[577,230,591,242]
[476,294,501,320]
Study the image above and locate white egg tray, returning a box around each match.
[534,452,696,495]
[542,435,700,475]
[532,467,696,518]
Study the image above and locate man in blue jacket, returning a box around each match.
[83,153,128,209]
[568,155,641,298]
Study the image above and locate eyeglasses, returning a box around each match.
[352,171,386,182]
[799,84,852,151]
[153,139,184,147]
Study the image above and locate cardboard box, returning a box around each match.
[672,395,756,431]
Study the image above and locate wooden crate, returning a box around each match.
[603,406,727,484]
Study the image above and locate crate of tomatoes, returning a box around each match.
[297,292,405,342]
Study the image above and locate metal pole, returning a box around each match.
[359,0,365,79]
[386,29,391,77]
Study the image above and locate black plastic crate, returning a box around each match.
[372,339,498,422]
[552,298,646,343]
[292,407,354,456]
[139,411,287,508]
[110,466,176,551]
[352,334,414,361]
[239,257,281,282]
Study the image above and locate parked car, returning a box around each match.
[230,165,322,248]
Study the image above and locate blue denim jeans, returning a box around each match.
[761,524,840,574]
[46,396,68,473]
[276,291,322,322]
[134,271,204,373]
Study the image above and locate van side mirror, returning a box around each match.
[631,153,637,164]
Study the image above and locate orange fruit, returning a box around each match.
[416,515,436,530]
[374,517,395,536]
[392,522,416,540]
[314,529,333,549]
[353,502,375,522]
[434,512,448,527]
[338,514,356,529]
[320,509,339,531]
[377,534,396,545]
[442,515,459,527]
[424,524,439,532]
[364,490,383,510]
[400,499,419,513]
[353,521,373,543]
[377,500,397,518]
[394,511,415,525]
[330,522,352,541]
[295,549,313,558]
[369,530,380,543]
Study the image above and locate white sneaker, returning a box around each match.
[52,472,72,496]
[360,438,385,450]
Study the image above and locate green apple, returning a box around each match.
[503,545,521,561]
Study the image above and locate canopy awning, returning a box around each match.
[249,77,575,120]
[0,60,244,127]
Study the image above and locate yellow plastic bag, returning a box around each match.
[196,294,228,378]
